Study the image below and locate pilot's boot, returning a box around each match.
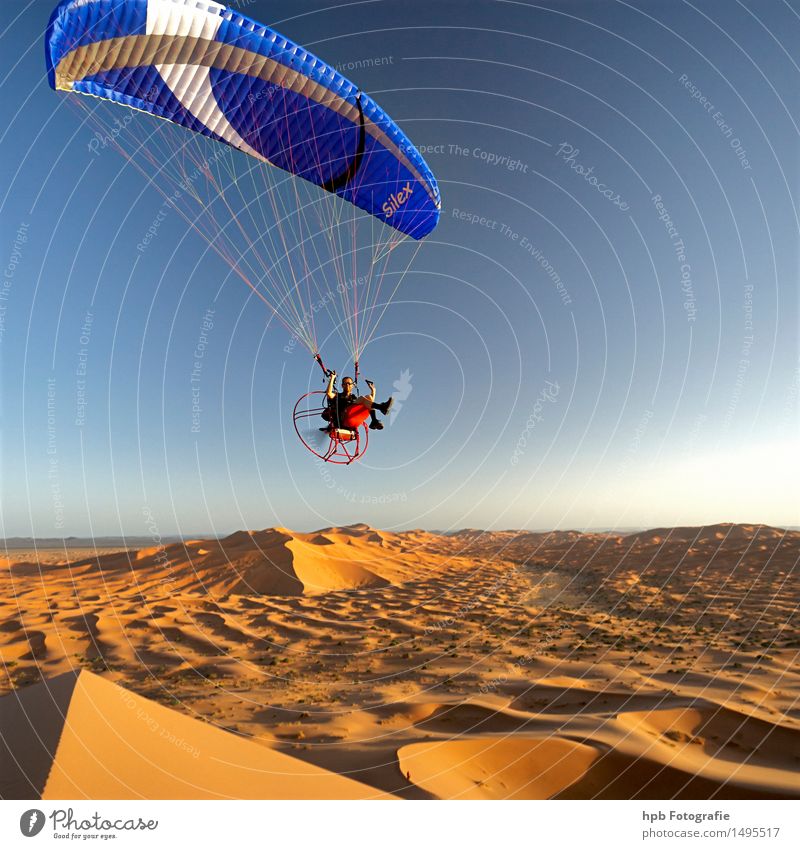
[369,411,384,430]
[373,397,394,416]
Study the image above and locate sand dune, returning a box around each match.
[2,522,798,799]
[0,671,389,799]
[616,704,800,771]
[41,525,452,597]
[398,705,800,801]
[399,737,600,800]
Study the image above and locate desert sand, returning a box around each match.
[1,522,798,799]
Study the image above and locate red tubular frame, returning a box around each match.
[292,390,369,465]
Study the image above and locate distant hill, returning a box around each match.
[2,536,186,550]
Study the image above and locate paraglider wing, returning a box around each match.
[45,0,440,239]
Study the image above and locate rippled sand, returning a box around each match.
[1,523,798,799]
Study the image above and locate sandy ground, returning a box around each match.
[1,522,798,799]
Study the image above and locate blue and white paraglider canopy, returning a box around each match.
[46,0,440,240]
[46,0,441,463]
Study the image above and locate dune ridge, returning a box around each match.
[0,671,388,799]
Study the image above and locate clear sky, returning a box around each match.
[1,0,798,537]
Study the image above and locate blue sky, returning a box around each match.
[1,0,798,537]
